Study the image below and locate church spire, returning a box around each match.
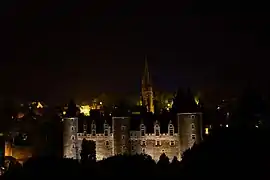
[143,56,151,86]
[141,56,154,113]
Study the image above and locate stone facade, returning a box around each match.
[63,113,203,162]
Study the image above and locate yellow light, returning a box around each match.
[205,128,209,135]
[36,102,43,108]
[194,96,199,105]
[80,105,91,116]
[63,111,66,115]
[99,102,102,105]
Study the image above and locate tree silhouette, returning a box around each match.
[80,139,96,164]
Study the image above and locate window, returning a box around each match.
[156,141,161,146]
[140,124,145,137]
[83,124,87,131]
[170,141,175,146]
[92,130,96,136]
[191,123,195,129]
[142,148,145,154]
[141,140,146,146]
[155,129,160,136]
[104,130,108,136]
[191,115,195,119]
[71,126,74,131]
[105,141,109,146]
[122,135,125,140]
[192,134,196,140]
[71,135,75,140]
[155,124,160,136]
[169,124,174,136]
[72,144,75,148]
[131,146,134,151]
[121,126,126,131]
[130,132,133,136]
[169,129,174,136]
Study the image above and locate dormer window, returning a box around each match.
[154,123,160,136]
[104,121,108,136]
[83,124,87,132]
[168,123,174,136]
[140,124,145,137]
[104,130,108,136]
[91,122,96,136]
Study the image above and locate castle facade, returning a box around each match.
[63,112,203,161]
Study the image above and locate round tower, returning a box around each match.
[63,117,79,159]
[177,113,203,157]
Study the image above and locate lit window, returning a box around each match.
[191,134,196,140]
[141,140,146,146]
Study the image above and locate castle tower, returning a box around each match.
[63,117,79,159]
[173,88,203,158]
[112,117,131,155]
[141,57,154,113]
[177,113,203,157]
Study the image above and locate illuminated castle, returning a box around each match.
[62,60,203,161]
[63,112,203,161]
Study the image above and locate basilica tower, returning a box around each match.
[141,57,154,113]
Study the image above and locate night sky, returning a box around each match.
[1,0,270,104]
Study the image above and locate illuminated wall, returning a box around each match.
[4,141,32,164]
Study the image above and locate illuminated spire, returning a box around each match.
[143,56,151,86]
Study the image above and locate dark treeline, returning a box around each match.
[3,127,270,179]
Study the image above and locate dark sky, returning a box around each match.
[1,0,270,104]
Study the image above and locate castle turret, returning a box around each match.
[63,117,79,159]
[141,57,154,113]
[174,88,203,157]
[63,100,80,159]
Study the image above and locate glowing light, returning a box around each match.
[63,111,66,115]
[205,128,209,135]
[80,105,91,116]
[194,95,199,105]
[36,102,43,108]
[226,124,228,127]
[99,102,102,105]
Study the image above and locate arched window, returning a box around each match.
[71,135,75,140]
[140,124,145,137]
